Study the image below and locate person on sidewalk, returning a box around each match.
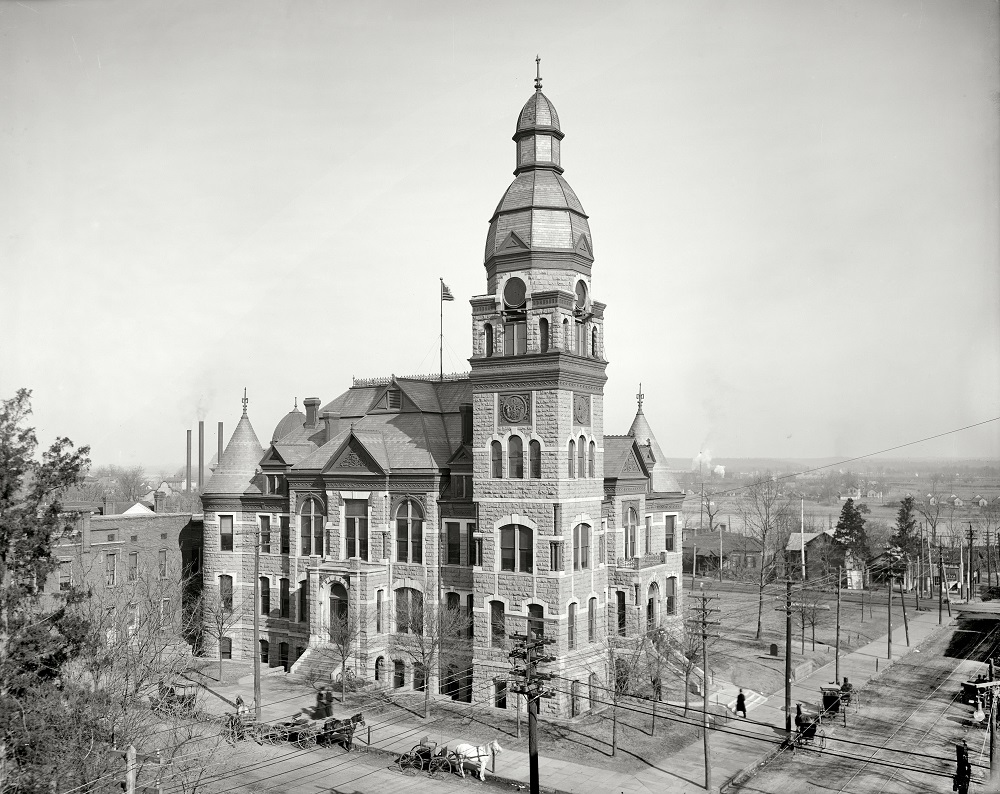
[736,689,747,718]
[315,687,324,719]
[322,685,334,718]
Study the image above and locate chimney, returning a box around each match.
[198,421,205,492]
[217,421,224,468]
[103,497,115,516]
[304,398,321,428]
[186,430,192,494]
[321,411,340,444]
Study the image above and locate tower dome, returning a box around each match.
[271,399,306,443]
[485,60,593,271]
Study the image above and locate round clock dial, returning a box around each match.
[575,280,588,309]
[503,277,526,308]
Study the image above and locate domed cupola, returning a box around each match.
[485,59,594,271]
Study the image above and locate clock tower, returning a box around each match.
[470,63,609,715]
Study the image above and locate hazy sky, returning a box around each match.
[2,0,998,469]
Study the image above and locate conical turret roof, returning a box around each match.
[627,385,679,493]
[203,400,264,496]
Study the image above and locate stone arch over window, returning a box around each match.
[588,596,597,642]
[573,523,590,570]
[491,440,503,478]
[647,581,660,629]
[615,590,626,636]
[499,524,533,573]
[588,441,596,478]
[527,603,544,639]
[568,601,578,649]
[508,435,524,479]
[539,317,549,353]
[529,440,541,479]
[568,439,576,478]
[394,499,423,564]
[299,496,325,556]
[485,324,494,357]
[577,435,586,478]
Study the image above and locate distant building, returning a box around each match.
[784,530,840,582]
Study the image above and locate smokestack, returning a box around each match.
[198,421,205,492]
[186,430,192,495]
[218,422,224,468]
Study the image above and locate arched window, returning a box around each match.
[568,439,576,478]
[624,508,638,560]
[490,600,505,648]
[577,435,586,478]
[393,659,405,688]
[220,636,232,660]
[645,516,652,556]
[259,639,269,664]
[299,497,324,556]
[568,602,577,649]
[529,440,541,479]
[588,441,596,478]
[616,591,626,636]
[575,321,587,356]
[499,525,533,573]
[395,587,423,635]
[528,603,544,639]
[395,500,423,564]
[329,581,348,627]
[491,441,503,478]
[647,582,660,629]
[259,577,270,615]
[588,597,597,642]
[591,327,598,357]
[446,591,460,612]
[666,577,677,615]
[573,524,590,570]
[279,578,289,617]
[374,655,384,681]
[298,581,308,623]
[485,324,494,357]
[219,575,233,612]
[508,435,524,479]
[562,318,570,350]
[539,318,549,353]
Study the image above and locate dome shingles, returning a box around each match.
[517,91,561,134]
[203,411,264,496]
[627,402,680,494]
[271,404,306,443]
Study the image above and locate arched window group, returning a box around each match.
[568,437,596,479]
[490,436,542,480]
[647,582,659,629]
[299,497,324,556]
[499,525,533,573]
[395,499,423,563]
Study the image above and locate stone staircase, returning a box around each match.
[289,643,343,683]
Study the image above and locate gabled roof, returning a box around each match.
[604,436,650,480]
[683,532,762,553]
[785,530,836,551]
[203,410,264,496]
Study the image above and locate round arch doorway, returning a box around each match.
[329,582,348,630]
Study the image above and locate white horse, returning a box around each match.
[452,739,503,780]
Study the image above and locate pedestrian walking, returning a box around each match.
[315,687,324,719]
[322,685,334,718]
[736,688,747,718]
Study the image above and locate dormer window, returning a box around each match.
[263,474,284,495]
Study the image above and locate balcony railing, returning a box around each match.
[615,552,668,570]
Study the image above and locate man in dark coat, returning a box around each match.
[736,689,747,718]
[322,685,334,718]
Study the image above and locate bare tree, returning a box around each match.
[196,584,244,681]
[390,595,471,718]
[916,493,945,546]
[794,588,830,652]
[737,475,792,640]
[318,607,366,703]
[654,621,705,717]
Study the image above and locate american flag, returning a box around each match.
[440,280,454,301]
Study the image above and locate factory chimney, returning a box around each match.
[186,430,192,495]
[198,421,205,492]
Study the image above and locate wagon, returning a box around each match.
[151,682,198,717]
[394,737,456,778]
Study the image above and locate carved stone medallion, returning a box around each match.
[573,394,591,425]
[499,393,531,425]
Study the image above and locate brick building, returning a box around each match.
[199,73,684,717]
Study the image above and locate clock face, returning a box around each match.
[503,277,526,308]
[575,280,588,309]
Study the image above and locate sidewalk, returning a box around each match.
[194,608,955,794]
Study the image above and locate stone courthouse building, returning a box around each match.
[200,72,684,717]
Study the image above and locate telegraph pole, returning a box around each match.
[785,580,793,736]
[887,571,893,660]
[508,629,555,794]
[688,587,719,792]
[969,524,975,602]
[835,566,842,683]
[939,547,944,624]
[899,575,909,647]
[253,524,261,721]
[117,745,136,794]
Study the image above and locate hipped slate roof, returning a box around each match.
[203,411,264,496]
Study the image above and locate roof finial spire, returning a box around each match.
[294,397,298,410]
[242,387,248,415]
[534,55,542,91]
[636,383,644,412]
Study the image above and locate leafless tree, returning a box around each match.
[390,596,471,718]
[93,464,150,503]
[196,584,245,682]
[916,493,945,546]
[317,607,368,703]
[737,475,792,640]
[654,621,706,717]
[795,588,830,652]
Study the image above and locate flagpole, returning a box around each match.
[439,278,444,382]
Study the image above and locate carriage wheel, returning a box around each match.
[296,730,317,750]
[428,757,453,778]
[398,754,420,776]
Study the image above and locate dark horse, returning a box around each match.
[322,712,365,751]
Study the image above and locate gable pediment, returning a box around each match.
[260,446,287,466]
[498,231,529,254]
[446,444,473,470]
[325,436,383,475]
[574,234,593,258]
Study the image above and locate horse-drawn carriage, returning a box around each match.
[224,708,365,751]
[394,736,503,780]
[151,681,198,717]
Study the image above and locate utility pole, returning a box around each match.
[800,499,806,582]
[253,522,261,721]
[990,658,997,787]
[899,575,909,647]
[939,547,944,624]
[835,566,842,684]
[691,541,697,592]
[969,523,975,602]
[687,588,719,792]
[785,580,793,736]
[117,745,136,794]
[887,571,893,661]
[508,630,555,794]
[719,519,724,584]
